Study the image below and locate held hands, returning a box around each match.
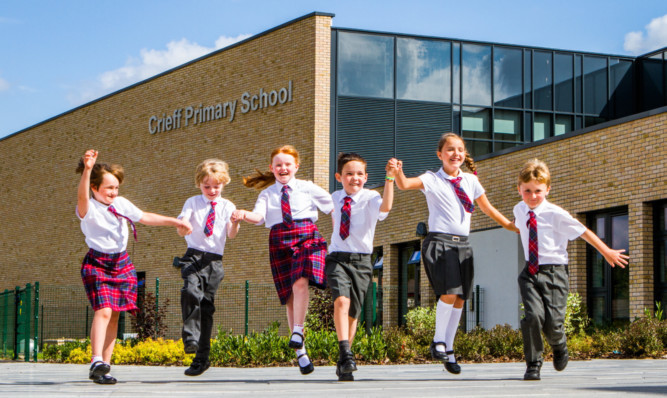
[177,219,193,236]
[230,209,246,223]
[385,158,399,177]
[83,149,98,169]
[603,248,629,268]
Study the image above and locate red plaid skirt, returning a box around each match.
[81,248,139,314]
[269,220,327,304]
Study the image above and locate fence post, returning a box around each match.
[13,286,19,360]
[244,280,249,336]
[24,283,31,361]
[155,278,160,339]
[475,285,481,327]
[33,282,39,362]
[2,289,8,357]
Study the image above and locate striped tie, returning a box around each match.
[527,210,539,275]
[281,185,292,225]
[339,196,352,240]
[204,201,216,237]
[108,205,138,241]
[448,177,475,213]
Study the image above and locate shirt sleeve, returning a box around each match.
[310,181,334,214]
[368,191,388,221]
[178,197,193,221]
[418,172,435,194]
[554,209,587,241]
[117,197,144,222]
[251,190,268,225]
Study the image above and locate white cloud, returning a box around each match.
[624,14,667,55]
[69,34,251,104]
[0,76,9,91]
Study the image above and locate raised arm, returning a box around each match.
[389,158,424,191]
[580,229,629,268]
[77,149,97,218]
[380,159,396,212]
[476,194,520,233]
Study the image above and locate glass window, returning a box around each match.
[462,44,491,106]
[461,106,490,140]
[337,32,394,98]
[453,43,460,103]
[575,55,582,113]
[583,55,608,115]
[609,59,634,117]
[468,140,492,157]
[493,47,523,108]
[554,53,573,112]
[533,113,551,141]
[397,38,451,102]
[494,109,521,142]
[554,114,572,136]
[534,51,553,110]
[524,50,532,108]
[639,57,665,111]
[656,202,667,310]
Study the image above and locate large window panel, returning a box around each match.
[494,47,523,108]
[337,32,394,98]
[554,53,573,112]
[533,113,551,141]
[524,50,532,108]
[461,106,490,140]
[462,44,491,106]
[554,114,572,136]
[534,51,553,110]
[453,43,461,104]
[493,109,521,142]
[397,38,451,102]
[583,55,608,116]
[609,59,634,117]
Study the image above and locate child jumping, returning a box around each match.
[390,133,518,375]
[514,159,628,381]
[325,153,395,381]
[76,149,191,384]
[232,145,333,375]
[175,159,240,376]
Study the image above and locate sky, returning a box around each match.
[1,0,666,139]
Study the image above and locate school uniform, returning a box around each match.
[176,194,235,361]
[77,197,143,314]
[325,188,388,319]
[419,168,484,299]
[514,199,586,365]
[253,178,333,304]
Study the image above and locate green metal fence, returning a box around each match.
[0,283,39,361]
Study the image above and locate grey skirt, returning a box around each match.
[422,232,474,300]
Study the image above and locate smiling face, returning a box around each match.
[91,172,120,205]
[270,152,299,185]
[199,175,223,201]
[437,136,467,176]
[518,179,550,209]
[336,160,368,196]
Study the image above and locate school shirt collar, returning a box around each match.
[275,178,297,191]
[340,189,362,204]
[523,199,549,216]
[200,194,221,205]
[436,167,461,180]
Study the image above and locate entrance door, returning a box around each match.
[398,241,421,325]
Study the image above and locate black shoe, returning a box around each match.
[185,359,210,376]
[92,374,117,385]
[88,361,110,380]
[429,341,448,362]
[338,353,357,374]
[444,351,461,374]
[336,361,354,382]
[184,342,199,354]
[553,346,569,371]
[523,362,542,381]
[289,331,304,349]
[297,352,314,375]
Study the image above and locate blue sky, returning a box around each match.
[1,0,666,139]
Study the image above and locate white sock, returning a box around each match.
[434,300,453,352]
[291,324,304,345]
[445,307,463,362]
[295,347,310,367]
[91,355,103,365]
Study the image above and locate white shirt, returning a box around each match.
[77,196,144,254]
[178,195,236,256]
[418,168,485,236]
[328,189,388,254]
[514,199,587,265]
[252,179,334,228]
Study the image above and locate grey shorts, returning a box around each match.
[324,252,372,319]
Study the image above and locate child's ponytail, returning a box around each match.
[75,158,124,188]
[243,169,276,190]
[464,153,477,176]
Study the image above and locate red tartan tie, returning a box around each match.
[339,196,352,240]
[204,201,216,237]
[448,177,475,213]
[108,205,138,241]
[527,210,539,275]
[281,185,293,225]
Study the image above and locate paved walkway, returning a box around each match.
[1,359,666,397]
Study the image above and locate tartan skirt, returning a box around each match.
[81,248,139,314]
[269,220,327,305]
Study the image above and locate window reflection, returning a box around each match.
[337,32,394,98]
[554,53,573,112]
[397,38,451,102]
[494,109,521,141]
[554,115,572,136]
[534,51,552,110]
[533,113,551,140]
[494,47,523,108]
[462,44,491,106]
[584,56,607,115]
[462,106,490,140]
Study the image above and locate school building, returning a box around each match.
[1,12,666,340]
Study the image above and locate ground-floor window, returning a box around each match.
[655,201,667,311]
[587,208,629,325]
[398,241,421,325]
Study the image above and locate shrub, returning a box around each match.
[455,327,490,362]
[564,292,590,337]
[383,326,417,362]
[353,325,387,363]
[42,339,89,363]
[131,292,169,340]
[305,287,335,332]
[485,324,523,360]
[567,334,594,359]
[620,317,663,357]
[405,305,436,346]
[590,328,622,357]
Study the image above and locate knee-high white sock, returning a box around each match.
[445,307,463,362]
[434,300,453,352]
[295,346,310,367]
